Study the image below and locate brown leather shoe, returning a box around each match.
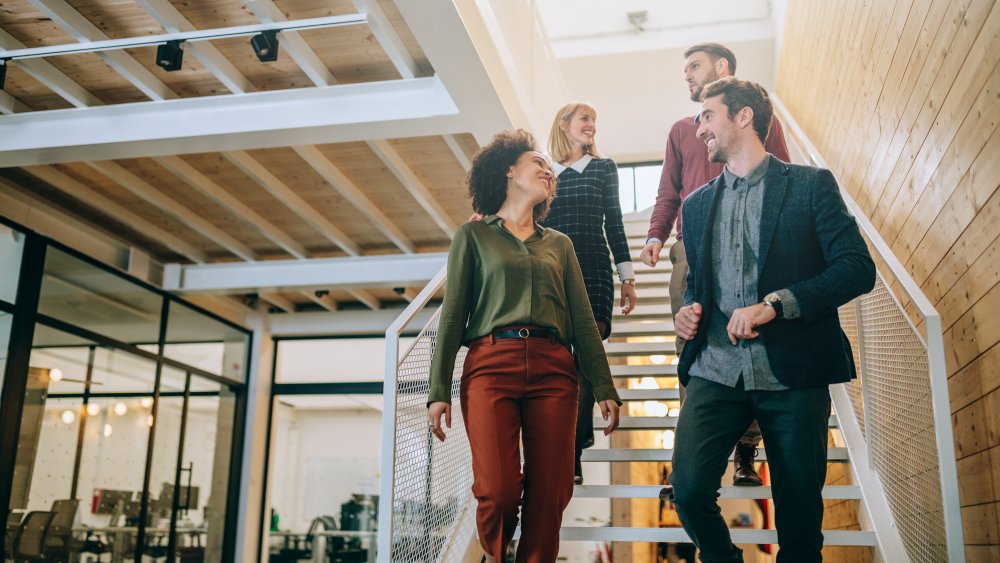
[733,444,763,486]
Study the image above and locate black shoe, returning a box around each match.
[574,454,584,485]
[481,556,486,563]
[733,444,763,486]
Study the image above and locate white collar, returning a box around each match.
[552,154,594,176]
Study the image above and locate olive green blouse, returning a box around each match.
[427,215,620,406]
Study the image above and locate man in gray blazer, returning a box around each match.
[670,77,875,562]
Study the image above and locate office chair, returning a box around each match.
[11,511,54,562]
[43,499,80,561]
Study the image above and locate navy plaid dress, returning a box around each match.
[542,157,632,336]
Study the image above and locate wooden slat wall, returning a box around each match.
[777,1,1000,561]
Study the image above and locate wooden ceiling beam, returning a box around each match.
[301,291,339,312]
[0,29,104,108]
[260,292,295,313]
[135,0,256,95]
[86,160,256,261]
[223,151,361,257]
[367,139,457,238]
[350,0,419,79]
[21,165,207,262]
[346,289,380,311]
[27,0,177,101]
[293,145,415,254]
[154,155,307,259]
[243,0,337,87]
[443,134,473,172]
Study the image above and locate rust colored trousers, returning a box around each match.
[460,333,579,563]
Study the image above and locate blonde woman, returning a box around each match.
[544,102,637,484]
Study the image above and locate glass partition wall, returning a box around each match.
[0,220,250,563]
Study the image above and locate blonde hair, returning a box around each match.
[548,102,602,164]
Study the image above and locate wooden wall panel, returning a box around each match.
[778,0,1000,556]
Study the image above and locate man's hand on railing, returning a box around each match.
[428,402,452,442]
[600,400,620,435]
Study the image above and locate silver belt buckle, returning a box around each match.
[518,328,530,338]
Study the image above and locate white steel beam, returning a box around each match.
[394,0,520,144]
[86,160,257,261]
[28,0,177,101]
[134,0,256,95]
[347,289,381,310]
[0,90,30,114]
[350,0,419,79]
[223,151,361,257]
[244,0,337,87]
[268,307,436,337]
[367,139,458,238]
[293,145,415,254]
[0,76,462,167]
[162,253,447,294]
[442,134,473,172]
[154,155,307,258]
[22,165,208,262]
[0,29,103,108]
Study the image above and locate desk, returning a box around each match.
[269,530,376,563]
[74,525,205,563]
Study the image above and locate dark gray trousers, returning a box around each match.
[669,375,831,563]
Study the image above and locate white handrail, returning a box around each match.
[377,265,449,563]
[772,94,965,562]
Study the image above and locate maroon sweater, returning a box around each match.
[646,115,790,242]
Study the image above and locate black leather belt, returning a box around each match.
[494,327,555,340]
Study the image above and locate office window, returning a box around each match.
[0,311,12,402]
[0,224,24,304]
[617,162,664,214]
[165,301,248,382]
[267,394,379,561]
[38,247,163,346]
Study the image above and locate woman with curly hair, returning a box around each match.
[545,102,637,485]
[428,129,621,562]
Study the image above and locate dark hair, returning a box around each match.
[701,77,773,144]
[468,129,554,221]
[684,42,737,75]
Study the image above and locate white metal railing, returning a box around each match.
[378,266,475,563]
[773,95,965,563]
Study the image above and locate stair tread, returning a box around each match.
[616,388,680,400]
[604,341,676,355]
[594,415,838,429]
[572,484,861,499]
[610,364,678,376]
[612,320,674,335]
[554,527,876,546]
[581,446,849,462]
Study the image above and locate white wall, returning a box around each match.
[557,38,777,163]
[268,406,382,532]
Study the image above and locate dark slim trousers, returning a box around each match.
[669,376,831,563]
[460,335,579,563]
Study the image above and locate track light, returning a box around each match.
[156,40,184,71]
[250,30,279,62]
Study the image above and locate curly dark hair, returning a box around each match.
[468,129,555,222]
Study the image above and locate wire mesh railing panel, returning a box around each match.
[838,302,866,436]
[856,277,948,562]
[387,309,475,563]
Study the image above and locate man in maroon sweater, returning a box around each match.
[641,43,790,486]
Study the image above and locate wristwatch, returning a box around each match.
[762,292,783,319]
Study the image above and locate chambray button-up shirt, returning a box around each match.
[689,155,797,391]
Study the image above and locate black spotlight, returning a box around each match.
[251,30,280,62]
[0,60,7,90]
[156,40,184,72]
